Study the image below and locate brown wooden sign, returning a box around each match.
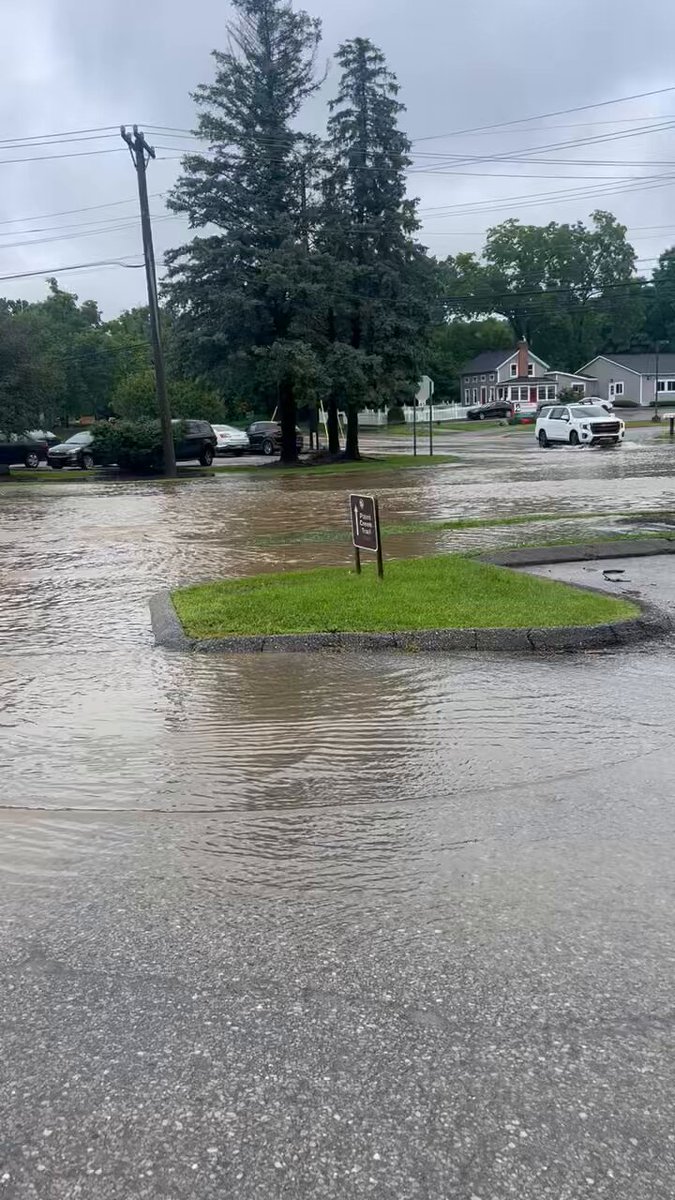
[349,494,384,578]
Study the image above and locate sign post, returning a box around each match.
[428,377,435,457]
[349,493,384,580]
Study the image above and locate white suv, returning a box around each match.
[536,403,625,449]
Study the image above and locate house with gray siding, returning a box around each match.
[459,341,592,409]
[579,353,675,407]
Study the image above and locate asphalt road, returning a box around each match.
[2,447,675,1198]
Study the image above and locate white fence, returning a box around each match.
[357,408,388,427]
[356,405,469,427]
[402,404,467,423]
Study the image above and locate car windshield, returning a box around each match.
[65,432,92,444]
[571,406,608,419]
[214,425,240,434]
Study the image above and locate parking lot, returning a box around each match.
[1,422,675,1198]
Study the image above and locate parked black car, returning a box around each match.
[47,431,97,470]
[0,433,49,469]
[466,401,514,421]
[172,419,217,466]
[247,421,304,456]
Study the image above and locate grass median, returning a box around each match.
[172,554,637,639]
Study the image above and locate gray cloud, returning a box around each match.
[2,0,675,315]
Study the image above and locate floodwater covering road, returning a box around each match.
[2,428,675,1198]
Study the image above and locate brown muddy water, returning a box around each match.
[1,431,675,897]
[4,435,675,1200]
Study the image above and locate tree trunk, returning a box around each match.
[344,406,361,460]
[278,376,298,464]
[327,396,340,455]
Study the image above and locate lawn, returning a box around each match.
[212,454,457,476]
[254,511,597,546]
[172,554,637,639]
[4,455,456,484]
[382,421,531,436]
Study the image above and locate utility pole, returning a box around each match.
[121,125,176,476]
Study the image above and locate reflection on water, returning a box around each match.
[1,434,674,897]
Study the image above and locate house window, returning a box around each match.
[510,363,517,377]
[610,381,625,397]
[538,386,546,401]
[657,381,665,392]
[547,385,556,400]
[489,386,495,401]
[480,374,486,382]
[668,380,675,392]
[472,388,477,402]
[527,363,534,377]
[464,390,471,405]
[489,374,495,381]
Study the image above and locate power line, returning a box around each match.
[0,214,180,252]
[0,147,127,166]
[0,257,147,282]
[411,84,675,143]
[0,194,165,228]
[0,125,120,147]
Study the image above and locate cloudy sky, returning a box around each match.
[3,0,675,316]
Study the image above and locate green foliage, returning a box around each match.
[645,248,675,350]
[165,0,322,462]
[317,38,434,458]
[387,405,404,424]
[425,318,513,402]
[0,303,52,433]
[92,419,165,473]
[111,371,225,423]
[442,212,645,369]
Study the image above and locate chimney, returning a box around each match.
[517,338,529,379]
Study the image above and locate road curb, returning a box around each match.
[480,538,675,567]
[149,585,670,657]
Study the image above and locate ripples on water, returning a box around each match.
[1,441,674,900]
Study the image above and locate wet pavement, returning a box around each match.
[2,428,675,1198]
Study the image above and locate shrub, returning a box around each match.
[388,405,404,424]
[92,419,165,473]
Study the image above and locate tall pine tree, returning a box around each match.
[165,0,321,463]
[318,38,432,458]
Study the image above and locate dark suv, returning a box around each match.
[247,421,303,456]
[172,419,217,466]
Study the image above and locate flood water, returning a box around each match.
[2,429,675,1198]
[2,428,675,884]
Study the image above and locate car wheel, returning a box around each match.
[478,411,486,421]
[24,452,40,469]
[538,430,549,448]
[81,453,94,470]
[199,446,215,467]
[569,430,580,446]
[262,438,275,456]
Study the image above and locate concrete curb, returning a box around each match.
[480,537,675,568]
[149,586,671,657]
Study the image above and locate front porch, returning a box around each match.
[496,378,557,408]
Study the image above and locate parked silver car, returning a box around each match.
[212,424,250,456]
